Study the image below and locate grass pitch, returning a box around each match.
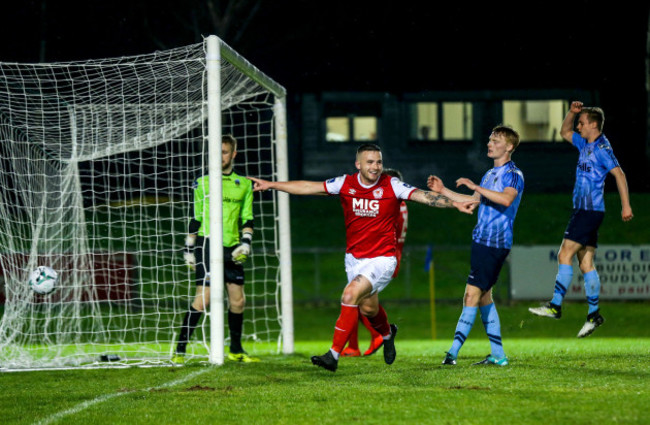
[1,193,649,423]
[2,338,648,425]
[2,301,649,425]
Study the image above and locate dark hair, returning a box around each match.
[356,143,381,155]
[492,124,520,152]
[383,168,403,180]
[580,107,605,132]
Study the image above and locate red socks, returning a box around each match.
[367,304,390,337]
[346,317,360,350]
[360,313,382,339]
[331,303,359,353]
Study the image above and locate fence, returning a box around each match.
[290,245,511,303]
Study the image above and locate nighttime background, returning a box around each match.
[1,0,649,189]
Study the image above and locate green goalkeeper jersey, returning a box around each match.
[193,171,254,247]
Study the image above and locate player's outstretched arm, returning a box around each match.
[610,167,634,222]
[427,175,479,202]
[410,189,477,214]
[457,176,518,208]
[248,176,327,196]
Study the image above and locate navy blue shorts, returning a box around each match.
[467,242,510,291]
[564,209,605,248]
[195,237,245,287]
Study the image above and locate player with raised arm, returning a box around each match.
[341,168,408,358]
[429,125,523,366]
[528,101,633,337]
[250,143,477,372]
[173,134,259,364]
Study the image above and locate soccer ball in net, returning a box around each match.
[28,266,59,295]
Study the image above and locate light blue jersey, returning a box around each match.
[571,133,619,211]
[472,161,524,249]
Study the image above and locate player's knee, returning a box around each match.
[578,263,595,274]
[463,291,480,307]
[341,288,360,305]
[229,297,245,312]
[558,251,574,265]
[191,300,207,311]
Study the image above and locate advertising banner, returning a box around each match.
[510,245,650,300]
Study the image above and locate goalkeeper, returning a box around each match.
[173,134,258,363]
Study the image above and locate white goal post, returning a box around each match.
[0,35,293,370]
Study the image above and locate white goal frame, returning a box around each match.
[205,36,293,365]
[206,35,293,365]
[0,35,293,370]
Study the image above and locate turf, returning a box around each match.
[2,337,648,425]
[2,301,649,425]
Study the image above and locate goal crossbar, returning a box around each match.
[0,35,293,371]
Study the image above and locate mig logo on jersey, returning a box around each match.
[352,198,380,217]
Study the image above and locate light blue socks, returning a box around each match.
[551,264,573,306]
[448,306,477,358]
[584,270,601,314]
[480,303,505,359]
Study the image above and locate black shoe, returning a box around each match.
[311,350,338,372]
[442,352,457,365]
[383,324,398,365]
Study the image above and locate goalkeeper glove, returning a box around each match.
[183,234,197,270]
[232,232,252,265]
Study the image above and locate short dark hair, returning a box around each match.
[355,143,381,162]
[492,124,520,152]
[580,107,605,132]
[383,168,403,180]
[356,143,381,155]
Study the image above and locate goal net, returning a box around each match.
[0,36,292,370]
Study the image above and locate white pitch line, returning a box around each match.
[33,368,212,425]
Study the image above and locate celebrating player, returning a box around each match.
[529,101,633,337]
[341,168,408,358]
[249,143,477,372]
[173,134,259,364]
[429,125,523,366]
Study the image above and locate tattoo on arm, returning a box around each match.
[415,189,454,208]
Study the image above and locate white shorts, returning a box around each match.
[345,253,397,295]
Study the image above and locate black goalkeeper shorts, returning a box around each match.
[195,237,245,286]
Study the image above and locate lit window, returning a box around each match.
[443,102,472,140]
[502,100,568,142]
[353,116,377,141]
[325,102,380,143]
[326,117,349,142]
[411,102,438,140]
[410,101,472,141]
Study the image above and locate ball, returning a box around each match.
[28,266,58,295]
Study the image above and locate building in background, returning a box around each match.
[293,89,599,192]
